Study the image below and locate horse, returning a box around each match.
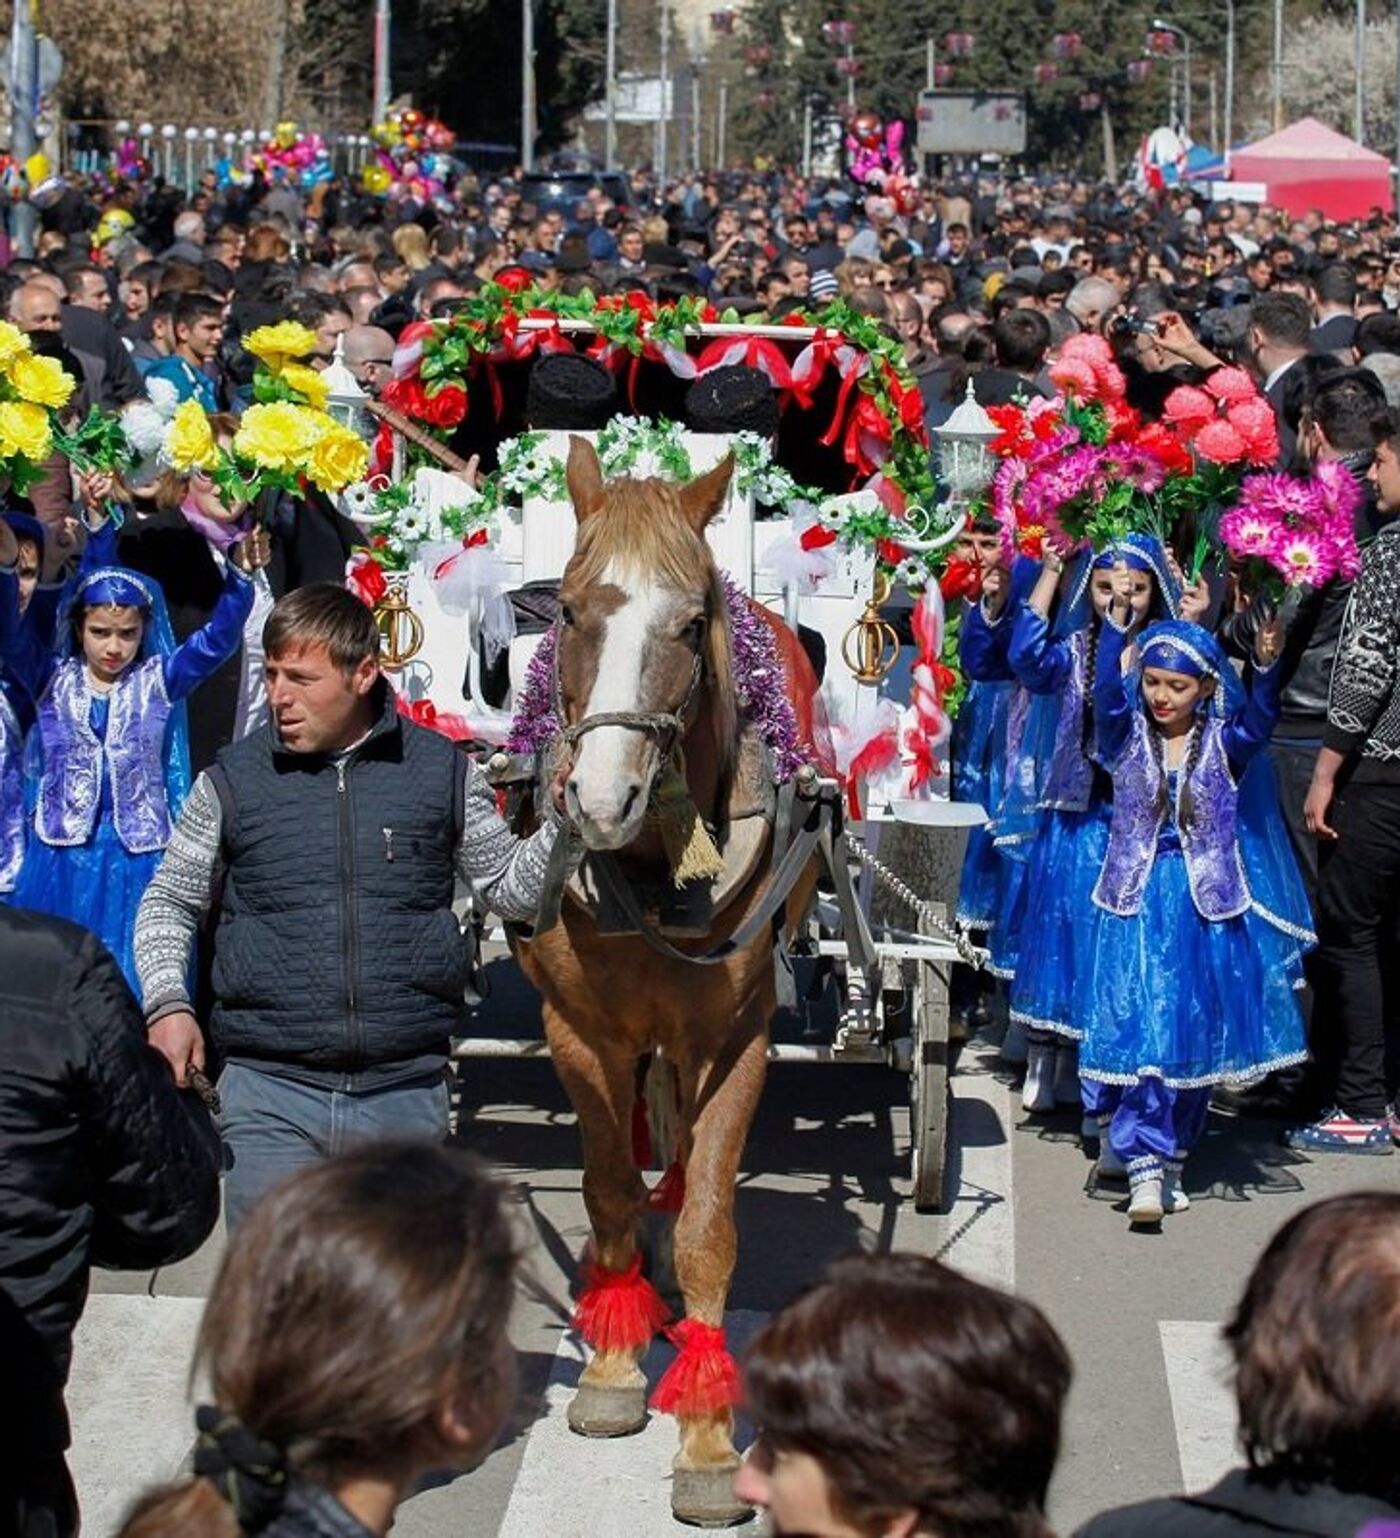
[512,436,819,1526]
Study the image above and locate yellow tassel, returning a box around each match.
[651,763,725,887]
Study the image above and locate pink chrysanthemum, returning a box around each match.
[1048,357,1098,401]
[1312,459,1363,526]
[1219,506,1278,559]
[1271,530,1331,588]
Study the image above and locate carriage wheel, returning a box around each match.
[910,912,951,1212]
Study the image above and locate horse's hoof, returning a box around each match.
[566,1380,647,1437]
[671,1463,751,1528]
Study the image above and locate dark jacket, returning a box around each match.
[1219,474,1386,739]
[1309,313,1357,356]
[207,687,470,1092]
[0,907,220,1514]
[1076,1468,1400,1538]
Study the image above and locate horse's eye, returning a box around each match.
[681,615,707,645]
[559,602,575,627]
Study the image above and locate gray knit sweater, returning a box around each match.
[135,761,564,1022]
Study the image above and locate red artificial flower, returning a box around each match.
[419,382,468,429]
[987,403,1031,458]
[1206,365,1259,405]
[799,523,839,551]
[1103,399,1142,441]
[877,537,907,565]
[1225,397,1280,465]
[381,375,429,418]
[1194,418,1248,465]
[345,552,388,607]
[939,558,983,601]
[1135,422,1194,478]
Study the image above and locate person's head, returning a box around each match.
[287,292,353,366]
[262,584,383,754]
[1312,261,1357,314]
[8,280,62,333]
[342,325,395,393]
[68,570,157,685]
[1137,625,1219,736]
[1224,1191,1400,1502]
[945,222,970,257]
[1367,405,1400,512]
[992,308,1050,375]
[1353,308,1400,360]
[63,264,110,313]
[118,1143,519,1538]
[373,252,411,294]
[1088,544,1159,631]
[617,225,644,264]
[3,513,42,612]
[737,1252,1070,1538]
[171,293,224,364]
[1302,369,1386,464]
[172,210,206,248]
[1248,291,1311,375]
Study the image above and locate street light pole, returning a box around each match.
[604,0,617,169]
[1151,19,1193,138]
[1272,0,1283,131]
[373,0,391,125]
[1354,0,1366,144]
[657,0,671,180]
[1223,0,1235,167]
[521,0,535,171]
[7,0,36,257]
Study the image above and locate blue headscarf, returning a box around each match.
[2,509,46,550]
[1055,530,1183,637]
[47,563,192,819]
[1133,620,1245,719]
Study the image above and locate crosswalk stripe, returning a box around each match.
[495,1312,767,1538]
[66,1293,205,1536]
[1158,1321,1237,1494]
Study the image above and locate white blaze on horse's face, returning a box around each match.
[558,436,735,853]
[565,570,696,849]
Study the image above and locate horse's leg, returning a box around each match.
[657,1009,769,1526]
[545,1005,667,1438]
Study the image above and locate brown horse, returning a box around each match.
[513,437,816,1526]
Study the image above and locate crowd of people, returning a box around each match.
[0,147,1398,1535]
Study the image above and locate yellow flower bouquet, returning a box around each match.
[0,320,77,491]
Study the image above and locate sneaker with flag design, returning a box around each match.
[1284,1108,1394,1156]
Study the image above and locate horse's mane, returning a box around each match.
[567,475,739,777]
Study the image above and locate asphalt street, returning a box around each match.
[77,952,1398,1537]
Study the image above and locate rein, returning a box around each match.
[553,625,706,752]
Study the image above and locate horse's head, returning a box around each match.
[557,436,736,851]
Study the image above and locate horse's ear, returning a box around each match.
[566,435,605,522]
[678,452,734,534]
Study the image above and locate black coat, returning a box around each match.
[0,907,221,1490]
[1076,1468,1400,1538]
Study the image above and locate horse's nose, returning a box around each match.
[618,781,642,824]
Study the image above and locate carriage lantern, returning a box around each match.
[934,63,955,87]
[935,383,1000,502]
[822,19,857,47]
[1079,91,1102,111]
[709,8,735,33]
[944,31,975,58]
[1050,32,1082,59]
[1147,28,1177,54]
[1127,59,1152,83]
[323,334,376,445]
[1034,63,1059,84]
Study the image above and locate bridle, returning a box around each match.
[554,628,705,752]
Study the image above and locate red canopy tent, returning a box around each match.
[1228,117,1394,220]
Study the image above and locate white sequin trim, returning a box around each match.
[1078,1048,1310,1091]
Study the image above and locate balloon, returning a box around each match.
[362,163,392,195]
[24,152,49,185]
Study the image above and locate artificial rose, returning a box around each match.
[233,401,322,473]
[163,398,219,471]
[7,351,75,410]
[1194,418,1248,465]
[381,375,429,418]
[1205,365,1258,405]
[1161,385,1216,431]
[306,423,370,492]
[0,321,32,368]
[1226,397,1280,465]
[278,362,330,409]
[244,321,320,367]
[419,383,468,429]
[345,550,388,606]
[0,399,52,462]
[1135,422,1194,478]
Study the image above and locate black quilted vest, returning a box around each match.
[207,688,468,1091]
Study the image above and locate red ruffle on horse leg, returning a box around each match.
[649,1319,741,1416]
[572,1253,672,1354]
[646,1159,686,1213]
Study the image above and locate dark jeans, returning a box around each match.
[1317,780,1400,1119]
[1,1456,77,1538]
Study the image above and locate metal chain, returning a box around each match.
[842,831,988,969]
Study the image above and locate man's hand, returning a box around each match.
[147,1011,206,1088]
[1303,775,1339,841]
[1255,616,1284,668]
[231,526,272,574]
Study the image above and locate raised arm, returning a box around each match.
[1092,612,1136,767]
[161,540,264,702]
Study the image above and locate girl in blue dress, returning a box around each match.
[1005,533,1183,1116]
[1084,602,1313,1226]
[1,532,266,990]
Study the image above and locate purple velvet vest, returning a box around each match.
[1041,630,1095,811]
[36,657,174,855]
[1093,713,1250,921]
[0,692,22,892]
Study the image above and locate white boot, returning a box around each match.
[1128,1170,1164,1225]
[1053,1043,1081,1105]
[1000,1016,1029,1066]
[1162,1159,1191,1214]
[1021,1042,1056,1114]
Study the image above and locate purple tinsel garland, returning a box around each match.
[504,573,805,781]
